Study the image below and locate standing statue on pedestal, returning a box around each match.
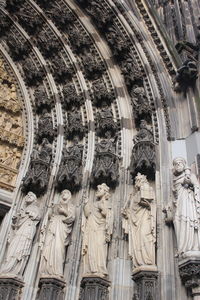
[122,173,156,270]
[172,157,200,257]
[0,192,41,277]
[40,190,75,278]
[82,183,113,278]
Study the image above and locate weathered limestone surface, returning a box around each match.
[0,0,199,300]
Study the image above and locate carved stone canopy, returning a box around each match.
[179,259,200,296]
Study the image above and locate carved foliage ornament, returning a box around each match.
[130,120,156,180]
[96,103,117,138]
[62,83,83,110]
[51,56,74,84]
[34,86,53,113]
[92,136,119,188]
[22,138,52,196]
[66,108,85,140]
[46,2,76,30]
[22,58,43,87]
[56,139,83,192]
[92,79,114,107]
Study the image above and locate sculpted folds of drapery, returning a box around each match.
[172,157,200,257]
[0,192,41,277]
[82,183,113,278]
[40,190,75,278]
[122,173,156,270]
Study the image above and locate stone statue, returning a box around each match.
[0,192,41,276]
[37,110,54,143]
[40,190,75,278]
[172,157,200,257]
[82,183,113,278]
[122,173,156,269]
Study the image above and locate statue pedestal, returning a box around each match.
[132,267,158,300]
[179,258,200,299]
[38,277,66,300]
[79,276,110,300]
[0,276,24,299]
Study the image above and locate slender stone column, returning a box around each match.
[0,276,24,300]
[132,269,158,300]
[38,277,66,300]
[79,277,110,300]
[179,258,200,299]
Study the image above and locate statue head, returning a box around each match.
[25,191,37,204]
[60,189,72,203]
[135,173,148,189]
[96,183,110,200]
[173,157,186,174]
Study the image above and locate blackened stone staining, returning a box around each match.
[56,138,83,193]
[62,83,84,110]
[37,110,54,144]
[81,51,106,80]
[16,6,44,35]
[0,14,11,37]
[34,86,53,113]
[68,26,92,54]
[91,135,119,188]
[92,79,114,107]
[51,56,74,84]
[6,34,30,61]
[22,138,52,197]
[66,107,85,140]
[130,120,156,181]
[96,103,118,138]
[22,58,44,87]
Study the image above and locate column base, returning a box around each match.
[0,276,24,300]
[79,276,110,300]
[132,269,159,300]
[38,276,66,300]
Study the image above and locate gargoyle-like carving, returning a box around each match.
[92,136,119,188]
[174,60,198,91]
[105,26,130,59]
[22,58,43,87]
[96,103,117,138]
[6,34,30,61]
[16,6,44,35]
[22,138,52,196]
[82,51,105,80]
[130,120,155,180]
[120,56,143,90]
[86,2,114,29]
[66,107,85,140]
[68,26,92,53]
[62,83,83,110]
[46,3,75,29]
[56,137,83,192]
[37,110,54,144]
[92,79,114,107]
[36,30,61,58]
[130,85,152,126]
[51,56,74,83]
[34,86,53,112]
